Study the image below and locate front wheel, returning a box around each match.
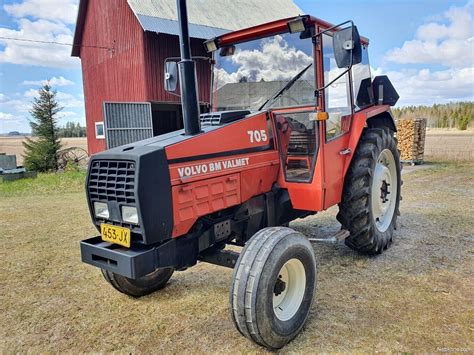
[101,267,174,297]
[337,127,401,254]
[230,227,316,350]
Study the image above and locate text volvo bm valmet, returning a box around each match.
[80,0,401,349]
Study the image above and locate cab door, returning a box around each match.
[320,33,353,208]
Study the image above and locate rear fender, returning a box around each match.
[343,105,395,175]
[367,110,397,132]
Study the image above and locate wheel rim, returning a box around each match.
[371,148,398,232]
[273,258,306,321]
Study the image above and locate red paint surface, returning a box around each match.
[172,173,241,237]
[166,113,270,161]
[165,113,280,237]
[218,15,369,47]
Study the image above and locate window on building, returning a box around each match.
[95,122,105,139]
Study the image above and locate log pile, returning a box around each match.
[396,117,427,163]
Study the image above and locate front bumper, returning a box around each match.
[80,234,200,279]
[80,237,157,279]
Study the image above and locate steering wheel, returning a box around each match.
[285,116,307,133]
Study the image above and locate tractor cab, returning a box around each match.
[197,16,387,211]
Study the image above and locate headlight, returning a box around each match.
[122,206,138,224]
[287,17,306,33]
[94,202,109,219]
[204,38,217,52]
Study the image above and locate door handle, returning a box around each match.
[339,148,352,155]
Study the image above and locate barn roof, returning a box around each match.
[72,0,302,56]
[127,0,302,38]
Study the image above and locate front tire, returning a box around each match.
[337,127,401,254]
[101,267,174,297]
[230,227,316,350]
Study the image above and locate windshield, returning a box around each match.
[211,32,315,112]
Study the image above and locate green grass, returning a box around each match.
[0,170,87,197]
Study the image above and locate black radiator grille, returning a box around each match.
[88,160,136,204]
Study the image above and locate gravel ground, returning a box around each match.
[0,161,472,353]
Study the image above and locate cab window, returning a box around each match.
[352,45,373,110]
[322,33,352,141]
[212,32,315,111]
[276,111,318,182]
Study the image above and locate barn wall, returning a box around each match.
[79,1,213,155]
[80,0,148,154]
[143,32,212,104]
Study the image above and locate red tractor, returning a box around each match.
[81,0,400,349]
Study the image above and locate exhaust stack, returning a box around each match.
[177,0,201,135]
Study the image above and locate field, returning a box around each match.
[1,161,472,353]
[424,129,474,161]
[0,137,88,165]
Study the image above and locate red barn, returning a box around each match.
[72,0,302,154]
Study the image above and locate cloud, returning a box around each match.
[385,3,474,68]
[1,89,84,114]
[0,18,80,68]
[381,2,474,106]
[3,0,78,24]
[22,89,83,108]
[23,89,38,98]
[0,112,23,121]
[22,76,75,87]
[0,93,9,103]
[1,94,30,113]
[56,92,83,108]
[387,67,474,106]
[216,35,313,88]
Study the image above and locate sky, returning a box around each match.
[0,0,473,133]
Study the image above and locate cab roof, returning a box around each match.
[215,15,370,48]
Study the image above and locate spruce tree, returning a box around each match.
[23,84,62,172]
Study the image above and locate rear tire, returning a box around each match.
[230,227,316,350]
[337,127,401,254]
[101,267,174,297]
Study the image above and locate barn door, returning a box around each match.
[103,102,153,149]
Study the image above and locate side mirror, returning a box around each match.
[164,61,178,92]
[219,45,235,57]
[333,25,362,68]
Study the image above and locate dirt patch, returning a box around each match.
[0,137,88,165]
[0,162,473,352]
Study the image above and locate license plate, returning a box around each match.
[100,224,131,248]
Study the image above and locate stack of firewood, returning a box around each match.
[396,117,427,163]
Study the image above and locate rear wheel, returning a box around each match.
[337,128,401,254]
[101,267,174,297]
[230,227,316,350]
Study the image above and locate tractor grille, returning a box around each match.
[88,160,136,204]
